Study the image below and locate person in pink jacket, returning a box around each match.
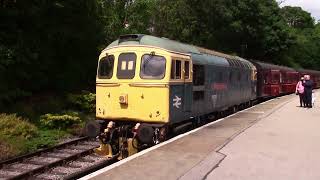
[296,77,305,107]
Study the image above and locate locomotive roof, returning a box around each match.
[107,34,253,68]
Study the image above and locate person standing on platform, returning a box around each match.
[303,75,314,108]
[296,77,305,107]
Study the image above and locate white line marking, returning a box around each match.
[241,111,265,114]
[80,99,274,180]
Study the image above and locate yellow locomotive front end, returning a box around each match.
[86,43,190,159]
[96,46,170,124]
[84,34,193,159]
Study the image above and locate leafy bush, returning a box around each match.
[0,113,38,139]
[0,140,13,161]
[40,111,81,129]
[25,129,70,151]
[67,91,96,113]
[0,129,70,160]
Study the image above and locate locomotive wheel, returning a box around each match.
[159,126,168,142]
[233,106,238,113]
[137,124,154,145]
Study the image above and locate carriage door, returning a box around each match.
[183,60,192,112]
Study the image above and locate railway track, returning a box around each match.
[0,137,118,180]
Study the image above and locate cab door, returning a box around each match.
[170,58,192,123]
[183,60,192,112]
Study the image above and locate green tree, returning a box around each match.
[281,6,315,29]
[153,0,294,63]
[279,7,319,70]
[0,0,104,107]
[97,0,156,44]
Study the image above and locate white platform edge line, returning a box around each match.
[80,98,273,180]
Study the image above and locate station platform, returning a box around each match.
[81,90,320,180]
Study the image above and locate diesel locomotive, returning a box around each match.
[85,34,320,159]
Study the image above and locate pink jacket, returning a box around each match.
[296,81,304,94]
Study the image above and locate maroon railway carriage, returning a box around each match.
[251,61,299,98]
[298,69,320,89]
[279,67,299,94]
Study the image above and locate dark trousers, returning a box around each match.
[305,91,312,107]
[299,93,306,107]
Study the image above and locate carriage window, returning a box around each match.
[193,64,205,85]
[280,73,283,83]
[185,61,190,79]
[140,54,166,79]
[217,71,223,82]
[264,72,269,84]
[272,72,280,83]
[98,55,114,79]
[229,71,233,82]
[117,53,136,79]
[171,60,182,79]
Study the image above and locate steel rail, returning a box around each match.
[0,136,99,179]
[0,137,89,167]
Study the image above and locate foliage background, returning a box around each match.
[0,0,320,107]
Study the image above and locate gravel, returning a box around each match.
[50,166,77,175]
[36,172,63,180]
[68,160,93,169]
[81,141,100,147]
[45,152,72,158]
[58,148,84,154]
[0,169,21,178]
[82,155,105,162]
[9,163,41,170]
[27,156,60,164]
[71,145,94,150]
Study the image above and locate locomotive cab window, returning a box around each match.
[117,53,137,79]
[193,64,205,101]
[193,64,205,86]
[184,61,190,79]
[171,60,182,79]
[98,55,115,79]
[140,54,166,79]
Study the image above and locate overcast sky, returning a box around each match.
[280,0,320,21]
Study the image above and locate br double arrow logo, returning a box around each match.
[173,95,182,109]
